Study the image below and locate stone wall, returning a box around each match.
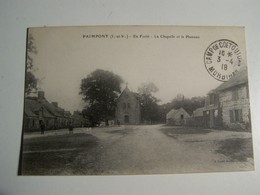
[219,84,251,130]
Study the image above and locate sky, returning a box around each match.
[29,26,247,112]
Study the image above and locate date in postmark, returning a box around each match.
[204,39,242,82]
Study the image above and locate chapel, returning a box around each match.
[115,86,141,125]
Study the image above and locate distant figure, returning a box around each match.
[40,120,45,135]
[68,122,74,134]
[117,120,120,126]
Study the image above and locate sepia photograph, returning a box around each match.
[19,25,254,175]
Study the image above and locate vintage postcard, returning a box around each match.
[19,26,254,175]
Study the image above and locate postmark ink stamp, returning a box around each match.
[204,39,242,82]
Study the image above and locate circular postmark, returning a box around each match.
[204,39,242,82]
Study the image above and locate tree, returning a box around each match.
[137,82,160,124]
[25,71,38,95]
[138,82,158,95]
[170,95,205,115]
[82,104,104,126]
[80,69,123,125]
[25,33,38,95]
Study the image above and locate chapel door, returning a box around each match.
[124,115,129,124]
[180,114,184,125]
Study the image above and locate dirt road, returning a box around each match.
[22,124,253,175]
[75,125,253,175]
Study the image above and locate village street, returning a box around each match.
[22,125,254,175]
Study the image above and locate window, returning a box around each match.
[232,89,239,100]
[236,109,243,122]
[209,94,216,105]
[230,109,243,123]
[128,103,131,108]
[229,110,234,123]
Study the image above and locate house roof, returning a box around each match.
[41,100,64,117]
[207,89,217,95]
[193,107,204,117]
[167,107,190,118]
[25,93,71,119]
[24,99,54,118]
[215,68,248,91]
[24,99,41,117]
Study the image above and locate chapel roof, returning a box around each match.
[117,86,139,101]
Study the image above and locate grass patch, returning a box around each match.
[107,129,130,135]
[216,138,253,162]
[160,127,212,137]
[22,151,76,175]
[23,133,96,151]
[21,133,99,175]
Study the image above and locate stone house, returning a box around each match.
[115,86,141,125]
[37,92,68,129]
[202,68,250,130]
[23,91,73,131]
[50,102,72,128]
[166,107,190,125]
[72,111,89,127]
[215,68,251,130]
[23,98,55,131]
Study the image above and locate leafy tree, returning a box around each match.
[25,71,38,95]
[82,104,104,126]
[80,69,123,125]
[169,95,205,115]
[25,33,38,95]
[138,82,160,124]
[138,82,158,95]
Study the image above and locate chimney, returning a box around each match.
[52,102,58,107]
[38,91,45,100]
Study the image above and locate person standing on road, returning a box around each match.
[40,120,45,135]
[68,122,74,134]
[117,120,120,126]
